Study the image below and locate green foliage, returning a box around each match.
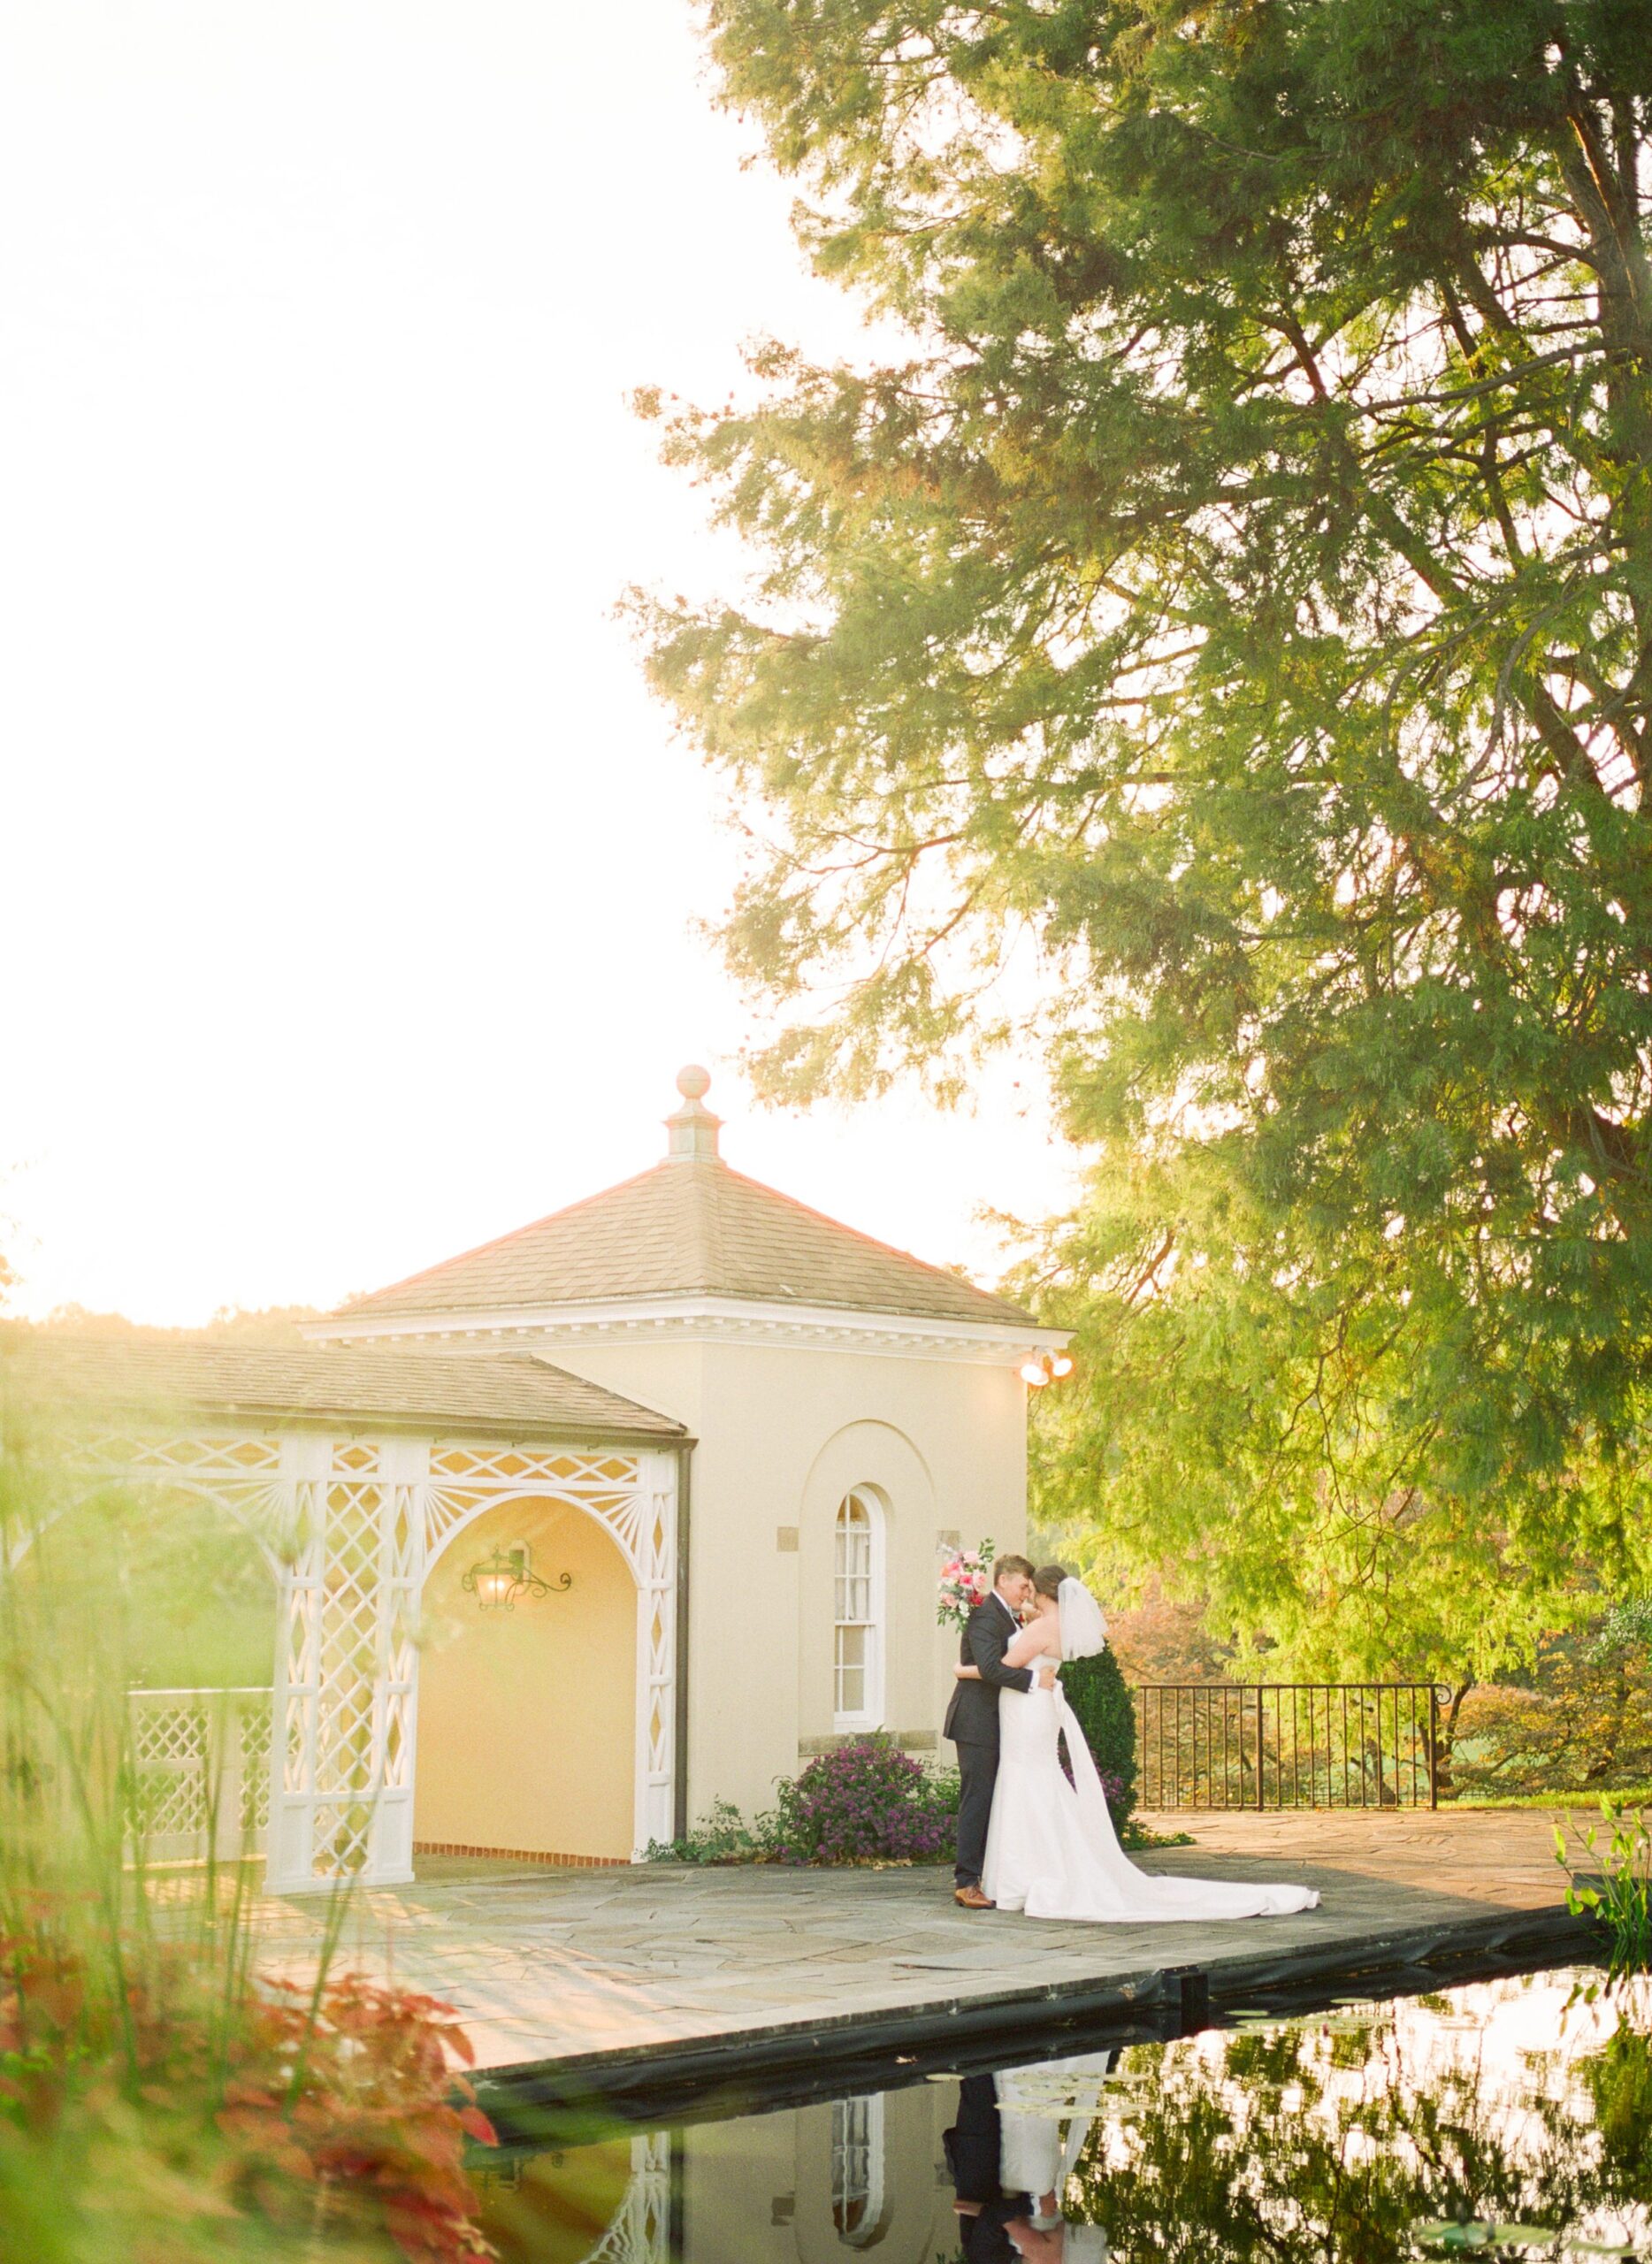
[645,1798,772,1866]
[1059,1646,1137,1829]
[1561,1804,1652,1989]
[639,0,1652,1682]
[0,1397,497,2263]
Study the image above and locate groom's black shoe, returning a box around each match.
[954,1884,996,1909]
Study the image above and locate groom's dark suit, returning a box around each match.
[944,2076,1031,2264]
[944,1590,1035,1889]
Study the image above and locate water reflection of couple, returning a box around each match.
[944,2060,1113,2264]
[945,1560,1319,1920]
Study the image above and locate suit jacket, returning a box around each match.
[942,1593,1035,1749]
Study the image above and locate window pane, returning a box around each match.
[836,1625,867,1717]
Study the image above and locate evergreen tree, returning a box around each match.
[638,0,1652,1676]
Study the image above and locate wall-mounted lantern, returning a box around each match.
[1019,1350,1075,1388]
[461,1544,572,1612]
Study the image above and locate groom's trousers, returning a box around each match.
[953,1739,998,1889]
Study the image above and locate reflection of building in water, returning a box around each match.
[481,2058,1124,2264]
[830,2096,885,2243]
[476,2127,667,2264]
[684,2081,958,2263]
[586,2133,671,2264]
[481,2082,964,2264]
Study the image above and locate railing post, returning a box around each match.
[1429,1684,1439,1810]
[1255,1687,1266,1810]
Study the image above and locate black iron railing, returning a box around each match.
[1133,1683,1446,1810]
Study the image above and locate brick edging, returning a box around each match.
[412,1840,625,1870]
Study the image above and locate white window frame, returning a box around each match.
[832,1487,885,1732]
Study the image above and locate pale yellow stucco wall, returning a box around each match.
[539,1336,1028,1829]
[414,1494,635,1862]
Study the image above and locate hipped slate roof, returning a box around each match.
[339,1156,1036,1331]
[6,1338,687,1444]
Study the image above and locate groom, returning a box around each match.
[945,1552,1037,1909]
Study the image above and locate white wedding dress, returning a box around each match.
[998,2053,1114,2260]
[981,1582,1320,1924]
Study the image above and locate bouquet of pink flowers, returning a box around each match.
[937,1540,997,1630]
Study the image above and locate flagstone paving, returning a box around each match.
[239,1809,1595,2077]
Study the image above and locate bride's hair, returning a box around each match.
[1033,1563,1068,1601]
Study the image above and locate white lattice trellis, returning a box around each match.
[424,1444,646,1571]
[126,1687,273,1864]
[59,1425,679,1889]
[36,1431,288,1576]
[267,1434,430,1888]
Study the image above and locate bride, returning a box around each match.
[956,1564,1320,1923]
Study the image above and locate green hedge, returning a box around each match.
[1059,1647,1137,1830]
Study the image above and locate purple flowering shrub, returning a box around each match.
[769,1735,959,1865]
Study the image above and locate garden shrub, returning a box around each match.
[0,1935,498,2264]
[645,1798,769,1865]
[770,1736,959,1864]
[1059,1647,1137,1831]
[1451,1630,1652,1799]
[647,1739,960,1865]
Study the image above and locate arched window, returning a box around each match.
[830,2093,886,2245]
[833,1488,884,1731]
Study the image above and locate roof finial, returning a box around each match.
[665,1064,721,1162]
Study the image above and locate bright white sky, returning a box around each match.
[1,0,1074,1326]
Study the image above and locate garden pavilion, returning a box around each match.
[12,1070,1065,1891]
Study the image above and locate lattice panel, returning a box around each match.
[310,1800,373,1878]
[315,1480,385,1798]
[429,1444,639,1488]
[126,1690,273,1858]
[281,1478,324,1795]
[82,1433,282,1478]
[64,1433,287,1557]
[427,1485,640,1569]
[127,1701,210,1840]
[380,1480,421,1794]
[641,1488,675,1786]
[241,1705,272,1833]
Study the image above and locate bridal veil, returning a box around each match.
[1057,1577,1107,1662]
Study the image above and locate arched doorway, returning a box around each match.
[415,1494,637,1863]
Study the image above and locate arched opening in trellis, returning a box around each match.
[416,1491,638,1865]
[19,1477,282,1867]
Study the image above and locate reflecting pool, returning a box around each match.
[471,1967,1652,2261]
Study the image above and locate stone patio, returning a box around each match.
[236,1809,1598,2084]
